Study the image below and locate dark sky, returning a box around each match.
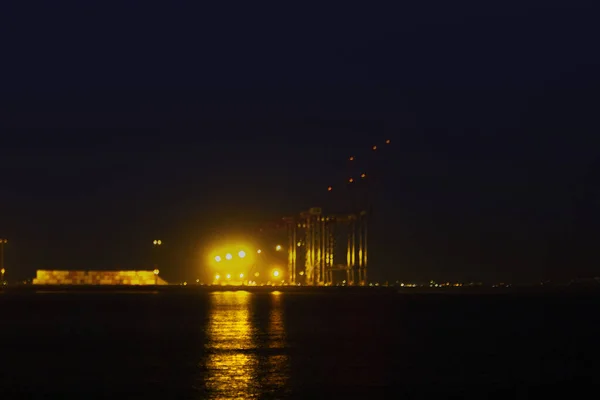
[1,1,599,284]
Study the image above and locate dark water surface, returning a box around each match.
[0,290,598,399]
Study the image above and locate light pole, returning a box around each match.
[152,240,162,277]
[0,239,7,284]
[153,268,160,285]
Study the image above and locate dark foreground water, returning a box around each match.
[0,289,598,399]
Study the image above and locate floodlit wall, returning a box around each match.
[33,270,168,285]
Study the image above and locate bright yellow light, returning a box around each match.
[153,269,159,275]
[386,139,391,144]
[254,272,259,277]
[196,279,200,283]
[273,270,280,277]
[348,178,354,183]
[372,145,377,150]
[239,273,244,279]
[257,249,262,254]
[327,186,332,191]
[297,241,302,247]
[349,156,355,161]
[215,274,220,280]
[275,245,282,251]
[299,271,304,276]
[209,241,255,271]
[361,173,366,178]
[0,268,5,274]
[226,274,231,279]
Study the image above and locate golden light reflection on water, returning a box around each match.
[203,291,289,399]
[262,291,289,393]
[205,291,257,398]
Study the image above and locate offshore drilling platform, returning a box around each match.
[284,207,368,286]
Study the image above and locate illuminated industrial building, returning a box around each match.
[273,139,388,286]
[283,207,368,286]
[32,270,168,285]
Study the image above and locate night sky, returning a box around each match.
[1,2,599,284]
